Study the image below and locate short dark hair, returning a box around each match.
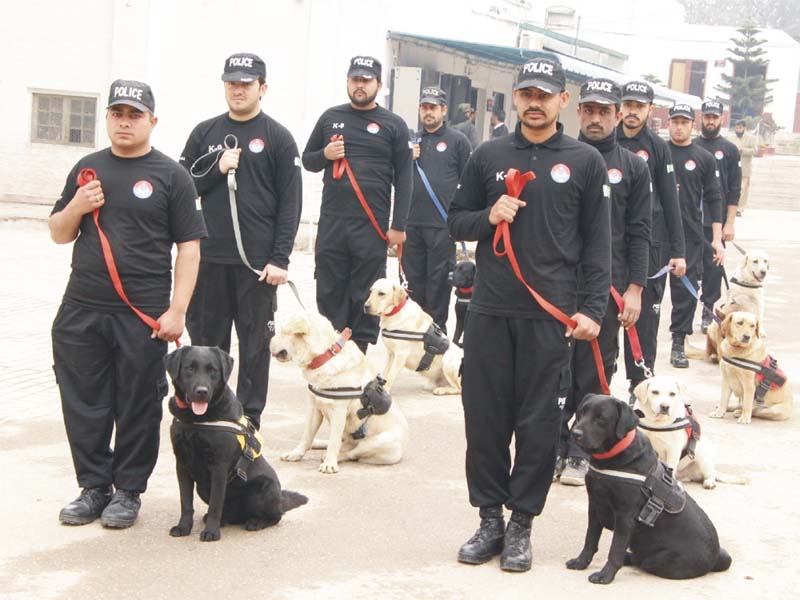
[736,119,746,126]
[258,76,266,86]
[493,108,505,121]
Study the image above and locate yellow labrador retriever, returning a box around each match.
[634,377,748,489]
[684,295,758,362]
[364,278,462,395]
[727,250,769,335]
[270,312,409,473]
[712,312,792,424]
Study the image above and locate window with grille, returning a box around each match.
[31,93,96,146]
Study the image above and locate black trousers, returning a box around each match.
[670,234,704,337]
[559,297,620,459]
[624,242,668,384]
[187,263,276,429]
[700,226,723,311]
[315,214,386,344]
[401,226,455,331]
[462,312,570,515]
[52,303,168,493]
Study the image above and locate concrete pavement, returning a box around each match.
[0,158,799,599]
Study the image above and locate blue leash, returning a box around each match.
[416,162,468,257]
[649,264,721,325]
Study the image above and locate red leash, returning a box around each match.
[609,286,652,378]
[77,168,170,342]
[492,168,610,394]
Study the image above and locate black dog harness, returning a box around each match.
[588,461,687,527]
[721,354,786,405]
[308,376,392,440]
[171,415,262,482]
[381,322,450,372]
[636,406,702,459]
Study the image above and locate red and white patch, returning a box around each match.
[550,163,571,183]
[608,168,623,184]
[367,122,381,134]
[249,138,265,153]
[436,141,448,152]
[132,180,153,199]
[636,149,650,162]
[714,150,724,160]
[684,159,697,171]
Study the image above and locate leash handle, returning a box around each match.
[610,286,652,378]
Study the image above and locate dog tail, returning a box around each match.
[683,339,708,360]
[715,472,750,485]
[281,490,309,513]
[713,548,732,572]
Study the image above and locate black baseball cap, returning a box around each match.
[579,78,621,105]
[107,79,155,113]
[221,53,266,82]
[348,55,382,80]
[419,86,447,106]
[621,81,654,104]
[669,103,695,120]
[701,99,724,116]
[514,58,566,94]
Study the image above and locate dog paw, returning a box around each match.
[169,523,192,537]
[281,452,305,462]
[703,478,717,489]
[566,557,591,570]
[732,408,742,417]
[588,569,616,584]
[709,409,725,419]
[319,461,339,474]
[737,414,752,425]
[199,529,221,542]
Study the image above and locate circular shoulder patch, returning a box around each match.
[684,159,697,171]
[367,122,381,134]
[550,163,571,183]
[636,149,650,162]
[132,180,153,199]
[436,141,448,152]
[249,138,265,153]
[608,168,623,185]
[714,149,724,160]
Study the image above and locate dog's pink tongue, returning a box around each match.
[192,402,208,415]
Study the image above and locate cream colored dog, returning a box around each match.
[712,311,793,424]
[684,295,758,362]
[364,278,462,395]
[270,312,409,473]
[727,250,769,334]
[634,377,748,489]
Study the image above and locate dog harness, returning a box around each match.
[636,406,702,459]
[721,354,786,404]
[307,376,392,440]
[381,322,450,372]
[729,276,762,289]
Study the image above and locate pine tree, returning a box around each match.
[715,22,777,120]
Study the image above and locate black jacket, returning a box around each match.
[695,135,742,226]
[668,141,723,241]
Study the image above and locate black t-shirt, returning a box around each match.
[580,133,652,291]
[449,123,611,323]
[695,135,742,226]
[179,111,302,269]
[668,141,723,240]
[408,123,471,229]
[302,103,412,233]
[617,123,685,259]
[52,148,207,313]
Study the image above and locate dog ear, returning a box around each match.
[721,313,733,338]
[283,315,310,337]
[633,379,649,405]
[164,347,185,381]
[754,316,761,339]
[392,284,408,307]
[212,347,235,383]
[615,399,639,439]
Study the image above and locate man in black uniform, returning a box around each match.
[617,81,686,401]
[556,78,652,486]
[303,56,412,353]
[449,58,611,572]
[490,108,509,138]
[180,53,302,430]
[695,99,741,332]
[667,103,725,367]
[51,80,206,528]
[404,86,471,329]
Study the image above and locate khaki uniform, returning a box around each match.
[731,131,758,212]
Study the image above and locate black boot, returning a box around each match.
[457,506,505,564]
[100,489,141,529]
[670,336,689,368]
[500,511,533,572]
[355,340,369,355]
[701,308,713,334]
[59,486,112,525]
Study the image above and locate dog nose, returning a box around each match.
[275,349,288,361]
[659,404,671,414]
[742,334,751,342]
[571,427,583,441]
[363,304,370,313]
[194,386,209,399]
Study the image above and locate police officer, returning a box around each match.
[556,78,652,486]
[449,58,611,572]
[404,86,471,329]
[180,53,302,429]
[695,99,742,332]
[490,107,509,138]
[667,103,724,367]
[51,80,206,528]
[302,56,412,353]
[617,81,686,401]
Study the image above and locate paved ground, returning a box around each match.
[0,156,798,599]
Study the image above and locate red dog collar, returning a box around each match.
[592,429,636,460]
[308,328,352,370]
[385,297,408,317]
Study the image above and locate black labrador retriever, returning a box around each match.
[448,260,476,346]
[165,345,307,542]
[567,394,731,583]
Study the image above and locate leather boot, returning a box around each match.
[59,486,112,525]
[500,511,533,572]
[457,506,505,564]
[100,489,141,529]
[670,336,689,368]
